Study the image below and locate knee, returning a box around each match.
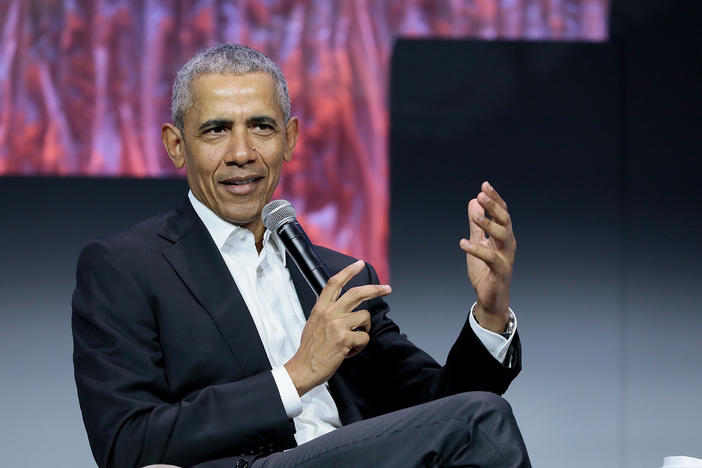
[444,393,530,467]
[451,391,514,421]
[476,391,513,418]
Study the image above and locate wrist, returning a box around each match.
[284,357,314,397]
[473,303,511,334]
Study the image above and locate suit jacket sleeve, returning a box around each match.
[72,241,295,468]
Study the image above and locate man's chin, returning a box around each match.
[213,198,268,228]
[219,209,261,228]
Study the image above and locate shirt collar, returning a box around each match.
[187,191,287,265]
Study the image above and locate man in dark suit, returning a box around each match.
[73,44,530,468]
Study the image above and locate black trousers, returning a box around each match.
[246,392,531,468]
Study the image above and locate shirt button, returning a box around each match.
[256,267,263,277]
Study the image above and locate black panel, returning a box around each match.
[389,39,621,312]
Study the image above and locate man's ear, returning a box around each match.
[283,116,299,163]
[161,123,185,169]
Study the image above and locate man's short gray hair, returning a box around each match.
[171,43,291,133]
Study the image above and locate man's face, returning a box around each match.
[165,72,298,233]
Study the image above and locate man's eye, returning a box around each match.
[202,125,228,135]
[253,124,275,133]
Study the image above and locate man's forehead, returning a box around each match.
[191,72,275,98]
[185,72,282,124]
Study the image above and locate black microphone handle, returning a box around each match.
[276,221,331,296]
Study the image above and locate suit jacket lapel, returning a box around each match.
[159,198,270,377]
[286,252,317,320]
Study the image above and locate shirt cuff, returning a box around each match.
[271,366,303,419]
[468,302,517,365]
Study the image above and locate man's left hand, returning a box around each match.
[459,181,516,333]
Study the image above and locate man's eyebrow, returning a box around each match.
[197,119,232,132]
[247,115,279,127]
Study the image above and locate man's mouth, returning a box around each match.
[219,176,264,195]
[221,176,263,186]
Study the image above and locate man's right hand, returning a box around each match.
[284,260,391,396]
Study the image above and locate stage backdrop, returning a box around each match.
[0,0,610,281]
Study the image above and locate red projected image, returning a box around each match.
[0,0,609,280]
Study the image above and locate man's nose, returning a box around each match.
[225,130,257,166]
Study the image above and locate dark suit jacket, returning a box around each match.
[72,197,521,468]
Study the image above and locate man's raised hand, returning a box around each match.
[284,260,391,396]
[459,181,516,334]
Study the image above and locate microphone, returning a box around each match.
[262,200,331,296]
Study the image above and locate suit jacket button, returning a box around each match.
[236,459,248,468]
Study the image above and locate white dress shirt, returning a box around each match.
[188,192,516,445]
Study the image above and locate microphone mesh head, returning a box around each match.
[262,199,297,231]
